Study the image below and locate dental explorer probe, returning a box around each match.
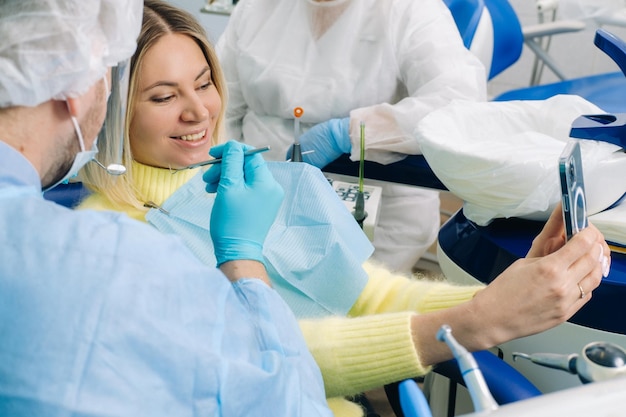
[436,325,499,413]
[170,146,271,173]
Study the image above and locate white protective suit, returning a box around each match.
[217,0,487,272]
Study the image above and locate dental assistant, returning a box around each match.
[0,1,332,416]
[217,0,488,272]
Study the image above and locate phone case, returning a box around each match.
[559,140,588,241]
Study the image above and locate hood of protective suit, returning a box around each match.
[0,0,142,107]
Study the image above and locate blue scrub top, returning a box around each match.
[0,142,331,417]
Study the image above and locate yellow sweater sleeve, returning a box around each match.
[299,260,485,398]
[300,312,423,398]
[350,260,485,316]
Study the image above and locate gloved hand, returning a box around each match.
[285,117,351,168]
[204,141,284,266]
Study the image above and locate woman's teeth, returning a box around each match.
[178,130,206,141]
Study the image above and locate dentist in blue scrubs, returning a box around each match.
[0,1,331,416]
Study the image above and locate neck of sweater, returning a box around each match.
[132,160,199,208]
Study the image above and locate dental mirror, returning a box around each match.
[94,159,127,176]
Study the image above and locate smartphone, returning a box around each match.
[559,140,588,241]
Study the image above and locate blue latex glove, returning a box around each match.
[286,117,351,168]
[203,141,284,266]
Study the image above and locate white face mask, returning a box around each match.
[43,114,98,192]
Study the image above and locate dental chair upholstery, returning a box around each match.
[444,0,626,111]
[390,350,542,417]
[323,0,626,186]
[43,182,91,208]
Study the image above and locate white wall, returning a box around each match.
[167,0,626,99]
[165,0,229,42]
[489,0,626,98]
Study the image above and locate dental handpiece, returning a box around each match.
[437,325,499,413]
[512,351,578,374]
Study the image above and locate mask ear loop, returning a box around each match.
[67,102,87,153]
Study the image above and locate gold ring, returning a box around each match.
[577,283,586,299]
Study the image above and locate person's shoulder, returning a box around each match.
[72,206,221,274]
[232,0,272,17]
[386,0,441,17]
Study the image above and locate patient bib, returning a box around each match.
[146,162,373,318]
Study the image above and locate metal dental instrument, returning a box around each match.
[352,121,367,228]
[93,160,127,176]
[290,107,304,162]
[437,325,499,413]
[93,61,131,176]
[170,146,271,173]
[512,351,578,374]
[513,341,626,384]
[143,201,170,215]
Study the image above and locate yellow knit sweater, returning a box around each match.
[78,161,485,417]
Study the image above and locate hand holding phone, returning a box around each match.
[559,140,588,241]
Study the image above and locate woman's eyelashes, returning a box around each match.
[149,78,212,104]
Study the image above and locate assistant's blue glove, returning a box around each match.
[203,141,284,266]
[286,117,351,168]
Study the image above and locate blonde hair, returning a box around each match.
[79,0,227,212]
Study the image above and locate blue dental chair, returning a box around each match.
[43,181,91,208]
[389,350,542,417]
[324,0,626,185]
[443,0,626,111]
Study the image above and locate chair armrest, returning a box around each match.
[522,20,586,39]
[595,28,626,76]
[433,350,542,405]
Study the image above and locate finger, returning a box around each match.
[203,164,221,193]
[207,140,254,159]
[565,240,605,292]
[575,278,592,301]
[208,143,228,159]
[587,221,611,276]
[550,226,599,269]
[243,152,269,185]
[542,202,566,239]
[219,141,245,187]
